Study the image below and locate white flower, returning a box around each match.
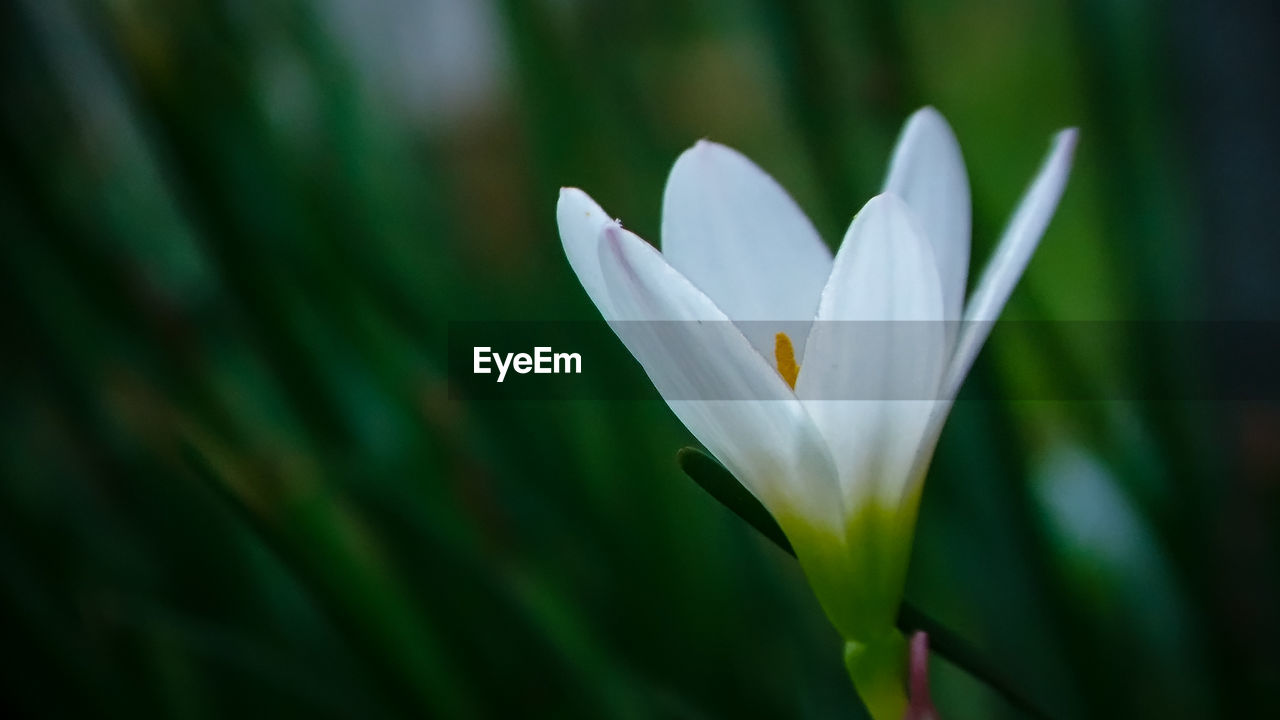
[557,107,1076,718]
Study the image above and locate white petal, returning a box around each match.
[795,194,947,510]
[883,107,971,325]
[595,222,843,531]
[661,140,833,360]
[943,129,1079,400]
[557,187,617,316]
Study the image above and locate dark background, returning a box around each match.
[2,0,1278,717]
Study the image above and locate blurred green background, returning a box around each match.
[2,0,1278,717]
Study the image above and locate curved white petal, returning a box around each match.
[661,140,833,361]
[557,188,617,316]
[883,107,971,325]
[795,194,947,510]
[943,129,1079,401]
[595,222,843,532]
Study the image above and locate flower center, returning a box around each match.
[774,332,800,390]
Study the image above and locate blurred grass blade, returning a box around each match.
[678,446,1053,720]
[178,422,475,719]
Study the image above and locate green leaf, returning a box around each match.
[676,447,794,556]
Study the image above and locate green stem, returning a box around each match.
[845,632,908,720]
[678,447,1055,720]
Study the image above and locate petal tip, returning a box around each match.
[904,105,953,135]
[912,105,944,122]
[599,219,627,250]
[557,186,587,205]
[596,221,651,291]
[864,191,910,214]
[1054,127,1080,154]
[557,187,606,222]
[686,137,730,160]
[566,185,600,198]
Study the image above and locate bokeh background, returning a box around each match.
[3,0,1278,717]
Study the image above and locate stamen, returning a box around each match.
[774,332,800,390]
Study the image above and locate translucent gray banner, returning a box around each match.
[447,321,1279,402]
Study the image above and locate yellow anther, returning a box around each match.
[774,332,800,390]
